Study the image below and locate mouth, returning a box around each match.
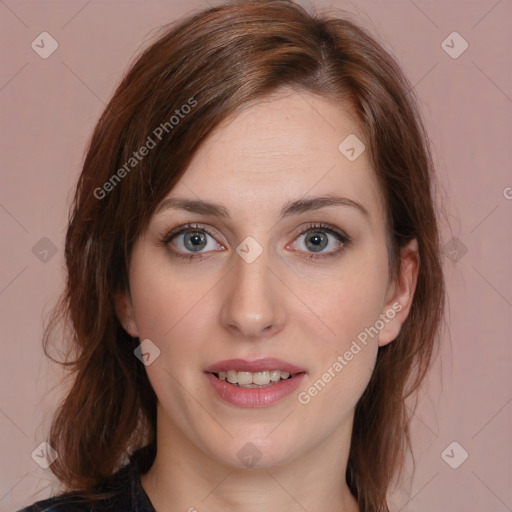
[204,358,306,407]
[204,357,306,384]
[210,369,303,388]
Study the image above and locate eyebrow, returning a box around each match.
[155,195,369,219]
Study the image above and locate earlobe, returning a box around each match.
[114,290,139,338]
[378,239,419,347]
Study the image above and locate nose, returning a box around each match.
[220,245,286,340]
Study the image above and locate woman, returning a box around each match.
[19,1,445,511]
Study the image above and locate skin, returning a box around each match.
[115,87,419,512]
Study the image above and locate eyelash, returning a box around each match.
[160,222,351,262]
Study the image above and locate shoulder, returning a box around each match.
[16,494,94,511]
[17,445,156,512]
[15,482,129,512]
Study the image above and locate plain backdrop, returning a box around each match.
[1,1,511,511]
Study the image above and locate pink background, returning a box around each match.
[1,1,511,510]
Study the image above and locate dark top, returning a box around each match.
[17,445,157,512]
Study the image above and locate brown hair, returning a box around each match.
[43,1,445,510]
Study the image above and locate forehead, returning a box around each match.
[164,89,385,222]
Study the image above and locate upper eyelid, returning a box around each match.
[163,223,222,244]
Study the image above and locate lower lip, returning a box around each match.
[205,372,306,407]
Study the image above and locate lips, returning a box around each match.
[204,357,306,374]
[204,358,307,407]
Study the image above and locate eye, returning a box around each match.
[160,222,350,262]
[288,223,350,259]
[162,223,224,260]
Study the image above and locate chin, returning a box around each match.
[205,430,303,471]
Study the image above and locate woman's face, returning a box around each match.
[117,88,417,470]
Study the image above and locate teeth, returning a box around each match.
[269,370,281,382]
[216,370,294,386]
[253,371,270,385]
[237,372,253,385]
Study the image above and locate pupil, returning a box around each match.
[185,232,206,251]
[306,231,327,252]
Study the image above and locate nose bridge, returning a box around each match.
[221,241,284,338]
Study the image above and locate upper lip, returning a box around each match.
[204,358,306,374]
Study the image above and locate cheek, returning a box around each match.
[294,250,389,345]
[292,252,386,409]
[128,257,215,432]
[128,249,212,340]
[295,271,383,418]
[127,250,220,400]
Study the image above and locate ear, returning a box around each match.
[378,239,419,347]
[114,289,139,338]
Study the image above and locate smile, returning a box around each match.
[215,369,294,387]
[204,358,306,407]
